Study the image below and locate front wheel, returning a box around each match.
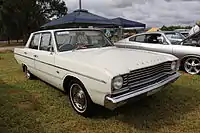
[69,80,94,117]
[184,57,200,75]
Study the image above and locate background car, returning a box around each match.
[116,31,200,75]
[175,29,190,37]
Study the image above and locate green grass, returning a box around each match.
[1,52,200,133]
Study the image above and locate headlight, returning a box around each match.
[112,76,123,90]
[171,61,177,71]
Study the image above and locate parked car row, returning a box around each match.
[174,29,190,37]
[14,28,181,117]
[116,30,200,75]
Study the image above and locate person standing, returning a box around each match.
[189,21,200,36]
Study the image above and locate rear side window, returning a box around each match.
[40,33,53,51]
[29,34,40,49]
[135,35,145,42]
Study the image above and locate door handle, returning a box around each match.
[24,52,27,55]
[34,55,38,58]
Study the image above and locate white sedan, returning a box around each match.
[14,28,180,117]
[116,31,200,75]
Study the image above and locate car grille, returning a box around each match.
[122,62,173,92]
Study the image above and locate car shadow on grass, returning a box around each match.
[93,84,200,131]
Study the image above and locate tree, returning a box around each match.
[0,0,68,43]
[160,25,192,31]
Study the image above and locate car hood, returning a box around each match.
[58,47,177,76]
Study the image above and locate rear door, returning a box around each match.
[22,33,41,75]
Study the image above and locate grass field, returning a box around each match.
[0,41,24,47]
[1,52,200,133]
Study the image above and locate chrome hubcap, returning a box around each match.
[70,84,87,113]
[184,58,200,75]
[26,70,31,79]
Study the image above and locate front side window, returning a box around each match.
[134,35,145,42]
[146,34,161,44]
[29,34,40,49]
[40,33,53,52]
[145,34,168,45]
[55,30,113,52]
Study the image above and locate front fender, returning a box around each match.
[61,71,111,106]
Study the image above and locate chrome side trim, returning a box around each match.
[105,72,181,104]
[14,53,107,84]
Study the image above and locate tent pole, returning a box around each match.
[119,26,123,40]
[79,0,82,10]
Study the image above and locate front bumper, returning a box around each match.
[104,72,181,110]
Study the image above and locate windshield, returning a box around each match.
[165,32,185,44]
[55,30,113,52]
[181,32,189,37]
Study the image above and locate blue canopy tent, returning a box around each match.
[41,9,117,29]
[111,17,146,28]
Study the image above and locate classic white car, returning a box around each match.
[116,31,200,75]
[14,28,181,117]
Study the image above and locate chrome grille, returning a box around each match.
[122,62,172,91]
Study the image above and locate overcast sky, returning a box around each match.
[64,0,200,27]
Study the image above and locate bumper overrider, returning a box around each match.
[104,72,181,110]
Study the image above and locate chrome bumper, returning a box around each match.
[104,72,181,110]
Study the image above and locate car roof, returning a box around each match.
[175,29,190,32]
[129,31,163,37]
[32,28,102,34]
[133,31,181,36]
[153,31,182,34]
[126,31,183,40]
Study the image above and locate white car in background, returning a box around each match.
[116,31,200,75]
[14,28,180,117]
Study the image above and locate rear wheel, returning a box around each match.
[184,57,200,75]
[69,79,94,117]
[24,66,34,79]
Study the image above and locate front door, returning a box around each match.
[34,32,60,88]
